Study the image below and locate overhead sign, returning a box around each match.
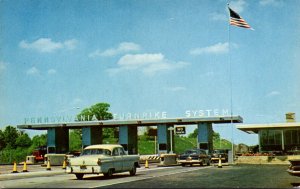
[175,126,186,134]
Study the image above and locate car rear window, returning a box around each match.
[81,148,111,156]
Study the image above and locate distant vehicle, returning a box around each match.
[65,144,140,180]
[178,149,211,167]
[32,146,47,162]
[211,149,229,163]
[287,147,300,155]
[287,159,300,177]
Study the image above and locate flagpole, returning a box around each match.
[227,2,234,164]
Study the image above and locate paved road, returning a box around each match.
[102,164,300,188]
[1,164,299,188]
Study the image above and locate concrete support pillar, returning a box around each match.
[82,127,103,149]
[197,123,213,153]
[157,124,173,154]
[47,127,69,154]
[119,125,138,154]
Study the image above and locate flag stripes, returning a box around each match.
[230,17,251,29]
[228,7,253,30]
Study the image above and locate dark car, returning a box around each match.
[178,149,211,167]
[211,149,229,163]
[287,159,300,177]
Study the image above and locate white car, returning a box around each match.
[66,144,140,179]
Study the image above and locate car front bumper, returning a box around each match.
[178,159,204,164]
[287,169,300,177]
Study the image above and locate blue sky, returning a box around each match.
[1,0,299,145]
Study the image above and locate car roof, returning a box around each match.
[84,144,123,151]
[184,149,206,152]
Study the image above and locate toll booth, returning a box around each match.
[47,127,69,154]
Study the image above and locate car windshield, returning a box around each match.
[184,150,198,155]
[81,148,111,156]
[213,150,226,154]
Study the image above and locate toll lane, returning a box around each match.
[0,165,209,188]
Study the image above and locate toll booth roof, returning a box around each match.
[236,122,300,134]
[17,115,243,130]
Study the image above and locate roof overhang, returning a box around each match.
[236,122,300,134]
[17,115,243,130]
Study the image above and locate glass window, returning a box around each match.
[268,130,275,144]
[119,148,125,155]
[274,131,282,145]
[81,148,111,156]
[260,129,283,151]
[112,148,119,156]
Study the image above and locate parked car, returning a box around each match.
[65,144,140,180]
[287,159,300,177]
[211,149,229,163]
[178,149,211,166]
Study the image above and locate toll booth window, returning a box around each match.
[199,143,208,149]
[48,147,56,154]
[121,144,128,151]
[159,144,167,150]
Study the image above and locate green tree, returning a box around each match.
[0,130,5,150]
[15,132,32,148]
[188,128,198,138]
[188,128,220,141]
[76,102,115,139]
[69,130,82,151]
[31,134,47,148]
[3,126,19,149]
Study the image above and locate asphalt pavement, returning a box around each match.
[1,163,300,188]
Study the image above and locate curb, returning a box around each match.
[0,170,65,180]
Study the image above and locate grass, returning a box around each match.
[137,135,232,155]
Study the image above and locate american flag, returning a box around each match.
[228,7,253,30]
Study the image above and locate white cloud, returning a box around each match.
[89,42,141,58]
[190,42,230,55]
[0,61,7,74]
[26,67,40,75]
[266,91,281,97]
[47,69,57,75]
[210,13,227,21]
[230,0,247,13]
[200,72,214,78]
[165,86,186,92]
[19,38,78,53]
[259,0,282,6]
[106,53,189,76]
[64,39,78,50]
[71,98,83,106]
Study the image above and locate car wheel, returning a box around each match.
[75,173,84,180]
[129,166,137,176]
[104,169,113,177]
[181,163,186,167]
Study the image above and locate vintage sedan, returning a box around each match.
[287,159,300,177]
[178,149,211,166]
[66,144,140,179]
[211,149,229,163]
